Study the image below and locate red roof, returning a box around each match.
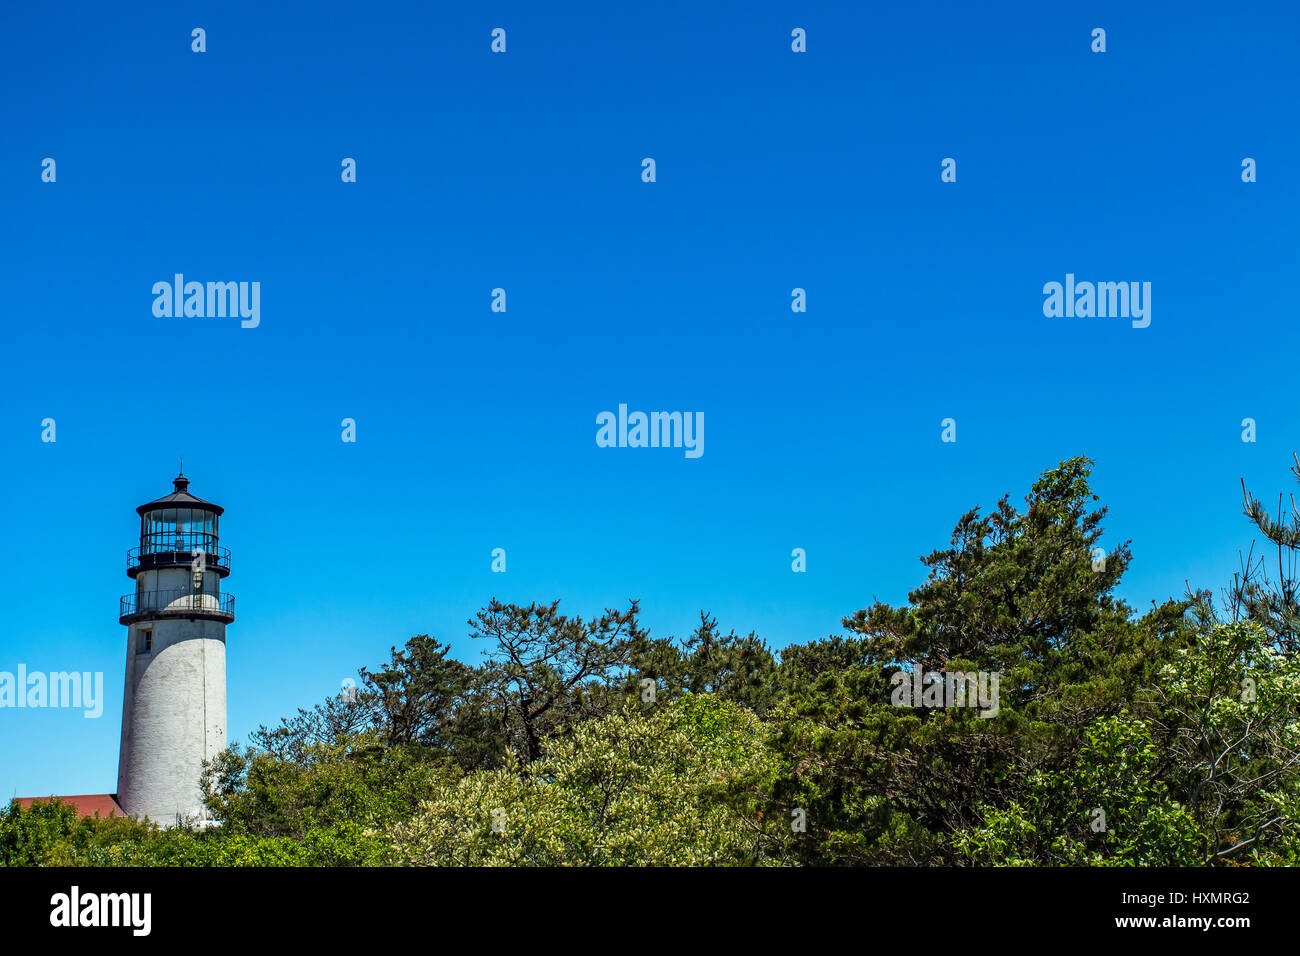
[13,794,124,818]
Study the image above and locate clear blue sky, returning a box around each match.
[2,0,1298,799]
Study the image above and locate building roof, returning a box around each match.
[136,472,224,516]
[13,793,125,818]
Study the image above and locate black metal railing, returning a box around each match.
[120,588,235,622]
[128,545,230,575]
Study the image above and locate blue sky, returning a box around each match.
[2,0,1298,798]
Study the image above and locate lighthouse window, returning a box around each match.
[142,508,216,555]
[137,629,152,654]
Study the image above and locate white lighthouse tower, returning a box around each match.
[116,471,234,824]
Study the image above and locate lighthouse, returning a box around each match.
[116,472,234,824]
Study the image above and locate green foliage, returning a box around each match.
[1235,454,1300,654]
[1144,620,1300,863]
[770,457,1191,863]
[632,611,779,715]
[391,695,780,866]
[201,735,457,861]
[953,715,1203,865]
[0,799,382,867]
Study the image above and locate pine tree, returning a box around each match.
[1235,453,1300,654]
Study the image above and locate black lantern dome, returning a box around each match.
[135,471,225,517]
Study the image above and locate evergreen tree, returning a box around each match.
[1235,453,1300,654]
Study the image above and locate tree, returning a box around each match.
[201,736,456,857]
[953,714,1204,865]
[770,457,1191,864]
[390,695,780,866]
[1143,620,1300,863]
[469,598,646,762]
[1234,454,1300,654]
[678,611,779,713]
[247,685,375,763]
[360,634,474,752]
[247,634,495,770]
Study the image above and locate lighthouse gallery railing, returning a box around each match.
[120,588,235,621]
[128,544,230,575]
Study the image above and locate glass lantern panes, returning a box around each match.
[142,507,218,555]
